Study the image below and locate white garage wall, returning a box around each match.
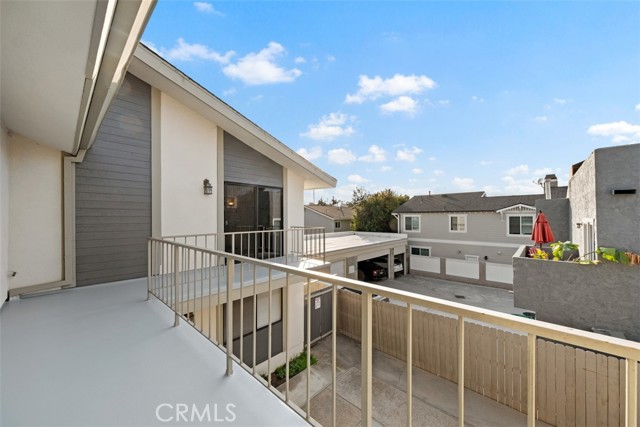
[159,93,218,236]
[8,134,63,289]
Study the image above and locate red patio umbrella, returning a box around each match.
[531,210,555,248]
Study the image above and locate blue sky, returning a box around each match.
[142,1,640,203]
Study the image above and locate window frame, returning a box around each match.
[410,246,431,257]
[448,214,467,233]
[334,221,341,229]
[506,214,534,237]
[404,215,421,232]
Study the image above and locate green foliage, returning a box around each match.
[546,242,630,265]
[550,241,579,260]
[351,189,409,232]
[528,247,549,260]
[274,352,318,380]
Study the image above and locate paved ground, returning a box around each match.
[378,274,534,317]
[279,334,549,427]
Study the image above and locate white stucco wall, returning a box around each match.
[0,127,9,307]
[8,134,63,289]
[284,169,304,228]
[159,93,218,236]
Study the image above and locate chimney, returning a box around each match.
[543,174,558,199]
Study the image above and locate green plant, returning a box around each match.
[549,241,579,261]
[576,247,630,265]
[528,247,549,260]
[274,352,318,380]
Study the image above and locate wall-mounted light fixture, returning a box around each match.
[576,223,582,229]
[203,179,213,195]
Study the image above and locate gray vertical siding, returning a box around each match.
[75,73,151,286]
[224,132,283,187]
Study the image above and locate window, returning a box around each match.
[411,246,431,257]
[334,221,341,229]
[404,215,420,232]
[508,215,534,236]
[449,215,467,232]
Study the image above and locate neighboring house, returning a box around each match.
[304,204,353,232]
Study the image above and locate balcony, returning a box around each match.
[2,230,639,427]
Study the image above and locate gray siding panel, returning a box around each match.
[75,73,151,286]
[224,132,283,187]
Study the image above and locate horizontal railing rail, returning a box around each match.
[148,237,639,427]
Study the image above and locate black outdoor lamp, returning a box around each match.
[203,179,213,195]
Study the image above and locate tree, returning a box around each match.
[351,189,409,232]
[347,186,369,207]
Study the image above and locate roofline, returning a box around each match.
[496,203,537,213]
[128,44,336,190]
[304,205,352,220]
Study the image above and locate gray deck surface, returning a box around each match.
[0,278,308,427]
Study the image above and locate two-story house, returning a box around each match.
[304,204,353,232]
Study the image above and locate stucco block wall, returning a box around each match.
[567,152,597,254]
[513,252,640,341]
[535,198,570,242]
[0,127,9,306]
[594,144,640,252]
[7,134,63,289]
[159,93,218,236]
[408,239,520,264]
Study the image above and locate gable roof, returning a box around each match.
[305,205,353,221]
[393,187,567,214]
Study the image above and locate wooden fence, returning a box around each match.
[336,289,639,427]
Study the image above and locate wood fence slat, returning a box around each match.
[520,334,528,413]
[585,351,597,426]
[471,323,480,393]
[482,326,491,396]
[414,310,422,370]
[497,330,505,404]
[505,332,515,410]
[565,345,577,427]
[596,353,608,427]
[607,356,620,427]
[556,343,566,427]
[537,338,547,421]
[545,340,557,425]
[489,327,498,400]
[575,348,586,427]
[451,318,458,381]
[619,358,625,427]
[464,320,471,388]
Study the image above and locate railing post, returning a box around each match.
[361,290,373,426]
[146,240,151,301]
[627,358,638,427]
[332,283,337,427]
[457,316,465,427]
[527,334,537,427]
[406,303,413,427]
[226,258,234,376]
[173,245,180,327]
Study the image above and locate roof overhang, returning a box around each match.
[128,44,337,191]
[0,0,156,154]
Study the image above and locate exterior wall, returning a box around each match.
[567,153,597,254]
[8,134,63,289]
[159,92,218,236]
[402,211,532,264]
[284,169,304,228]
[593,144,640,253]
[0,127,9,306]
[75,73,151,286]
[513,246,640,341]
[535,198,571,242]
[335,219,351,231]
[304,209,333,230]
[224,132,283,188]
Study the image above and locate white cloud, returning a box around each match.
[501,176,541,194]
[348,174,369,183]
[534,116,548,122]
[438,100,450,106]
[222,87,236,97]
[612,135,631,144]
[359,145,386,162]
[428,156,436,161]
[532,167,554,177]
[380,96,418,115]
[381,166,393,172]
[162,38,235,63]
[480,160,492,166]
[223,42,301,85]
[505,164,529,176]
[294,56,306,64]
[553,98,571,104]
[432,169,444,176]
[395,146,423,162]
[345,74,436,104]
[193,2,223,15]
[471,96,484,103]
[587,120,640,144]
[452,177,475,190]
[300,112,356,141]
[296,146,322,161]
[636,103,640,112]
[412,168,423,174]
[327,55,336,62]
[327,148,356,165]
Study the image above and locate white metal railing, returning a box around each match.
[147,238,640,427]
[161,226,325,263]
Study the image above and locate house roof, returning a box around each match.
[305,205,353,221]
[393,187,567,214]
[128,44,336,191]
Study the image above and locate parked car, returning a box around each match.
[370,256,404,276]
[357,260,387,281]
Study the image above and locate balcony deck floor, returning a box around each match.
[0,278,308,427]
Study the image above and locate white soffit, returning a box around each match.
[128,45,337,190]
